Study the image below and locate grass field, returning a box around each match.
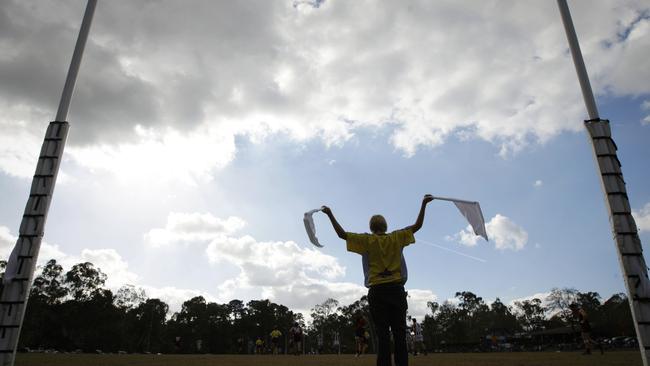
[14,352,643,366]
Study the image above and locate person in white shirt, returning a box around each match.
[411,318,426,356]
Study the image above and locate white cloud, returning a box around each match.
[508,291,552,310]
[456,226,482,247]
[147,212,438,317]
[67,125,237,186]
[407,289,438,322]
[0,226,15,260]
[0,227,200,315]
[42,247,140,291]
[633,202,650,232]
[1,1,648,180]
[262,279,366,313]
[0,106,72,182]
[0,112,43,179]
[205,234,361,311]
[487,214,528,251]
[206,236,345,284]
[38,243,68,265]
[2,220,441,318]
[642,100,650,125]
[144,212,246,247]
[142,285,216,314]
[454,214,528,251]
[0,225,138,290]
[147,211,358,311]
[77,248,139,287]
[534,180,543,187]
[0,225,68,266]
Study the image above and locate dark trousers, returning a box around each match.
[368,283,408,366]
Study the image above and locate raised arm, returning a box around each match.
[406,194,434,233]
[321,206,347,240]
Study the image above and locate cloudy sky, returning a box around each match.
[1,0,649,320]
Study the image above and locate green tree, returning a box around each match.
[454,291,490,343]
[132,298,169,353]
[514,298,545,332]
[545,287,578,323]
[488,298,520,334]
[309,298,341,352]
[598,293,634,337]
[114,284,147,309]
[65,262,107,301]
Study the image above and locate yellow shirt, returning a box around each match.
[346,229,415,286]
[256,339,263,346]
[270,330,282,339]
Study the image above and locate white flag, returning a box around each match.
[433,196,489,241]
[303,208,324,247]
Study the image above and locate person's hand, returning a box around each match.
[321,206,332,215]
[423,194,434,204]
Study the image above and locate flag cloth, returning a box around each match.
[433,196,488,241]
[303,208,324,247]
[303,197,488,248]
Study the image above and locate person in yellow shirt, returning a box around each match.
[322,194,434,366]
[255,337,264,355]
[270,327,283,355]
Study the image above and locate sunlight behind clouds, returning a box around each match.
[67,125,237,186]
[1,1,648,181]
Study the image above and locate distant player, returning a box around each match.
[255,337,264,355]
[323,194,434,366]
[270,326,282,355]
[174,336,181,353]
[411,318,426,356]
[354,315,369,356]
[289,322,303,355]
[333,331,340,354]
[569,303,603,355]
[406,326,413,355]
[317,332,324,354]
[237,336,244,354]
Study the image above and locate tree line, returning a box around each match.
[0,259,637,353]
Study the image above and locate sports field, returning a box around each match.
[14,352,642,366]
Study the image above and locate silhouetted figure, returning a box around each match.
[322,194,434,366]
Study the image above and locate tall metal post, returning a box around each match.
[557,1,650,365]
[56,0,98,122]
[0,1,97,365]
[557,0,599,120]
